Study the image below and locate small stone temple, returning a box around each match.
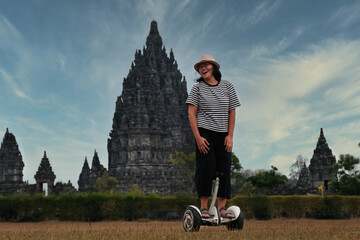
[0,128,25,195]
[295,162,312,192]
[106,21,194,195]
[78,151,107,192]
[308,128,337,189]
[34,151,56,195]
[78,157,91,192]
[298,128,337,191]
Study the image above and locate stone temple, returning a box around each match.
[308,128,337,189]
[0,128,25,195]
[106,21,194,195]
[78,151,106,192]
[297,128,337,191]
[34,151,56,194]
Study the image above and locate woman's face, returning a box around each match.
[198,62,214,78]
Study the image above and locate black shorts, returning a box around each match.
[195,128,232,199]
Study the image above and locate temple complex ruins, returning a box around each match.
[0,22,340,197]
[0,129,75,195]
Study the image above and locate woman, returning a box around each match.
[186,55,240,219]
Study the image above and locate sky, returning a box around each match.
[1,0,360,188]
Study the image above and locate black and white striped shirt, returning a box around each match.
[186,80,240,133]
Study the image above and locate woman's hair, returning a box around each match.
[196,63,222,82]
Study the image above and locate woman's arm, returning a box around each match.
[224,109,236,152]
[188,104,210,154]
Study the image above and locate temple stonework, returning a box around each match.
[34,151,56,195]
[0,129,75,195]
[296,128,337,192]
[107,21,194,195]
[0,127,338,196]
[0,128,25,195]
[308,128,337,189]
[78,151,106,192]
[77,157,91,192]
[296,162,312,191]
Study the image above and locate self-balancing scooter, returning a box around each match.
[182,177,244,232]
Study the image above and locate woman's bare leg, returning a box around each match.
[218,197,234,218]
[200,196,209,217]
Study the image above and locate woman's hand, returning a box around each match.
[224,135,233,152]
[196,136,210,154]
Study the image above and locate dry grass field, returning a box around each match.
[0,219,360,240]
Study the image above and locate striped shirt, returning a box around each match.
[186,79,240,132]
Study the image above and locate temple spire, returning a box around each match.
[83,157,89,169]
[146,20,163,51]
[77,156,91,192]
[320,128,324,140]
[92,150,100,168]
[35,151,55,176]
[316,127,328,150]
[170,49,174,62]
[150,20,159,34]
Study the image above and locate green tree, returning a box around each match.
[230,152,246,194]
[126,184,144,195]
[247,166,288,189]
[330,154,360,195]
[94,172,118,194]
[238,181,254,196]
[231,152,243,180]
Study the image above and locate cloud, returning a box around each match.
[0,14,39,103]
[173,0,192,17]
[331,1,360,29]
[15,117,56,137]
[235,0,281,30]
[269,155,294,175]
[0,15,22,45]
[0,69,32,101]
[56,54,67,72]
[230,38,360,174]
[236,39,360,140]
[327,120,360,156]
[249,25,306,59]
[135,0,170,23]
[17,114,108,186]
[134,0,192,23]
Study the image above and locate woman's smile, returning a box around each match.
[199,64,213,78]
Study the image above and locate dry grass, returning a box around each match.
[0,219,360,240]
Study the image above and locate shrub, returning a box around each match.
[0,198,19,221]
[0,194,359,221]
